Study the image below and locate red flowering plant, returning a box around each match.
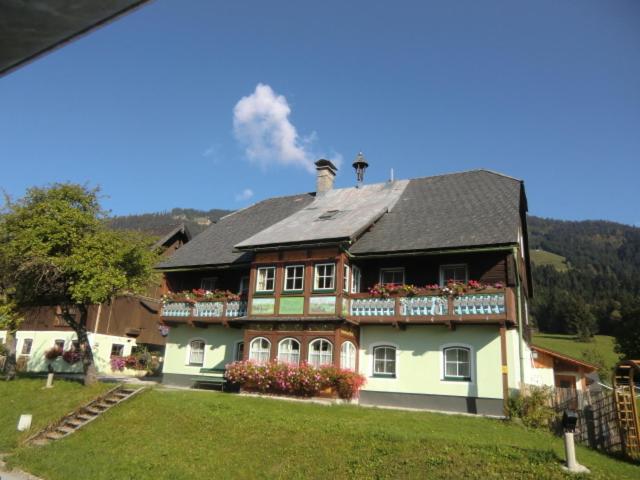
[62,349,81,364]
[368,283,403,298]
[162,289,241,304]
[225,361,366,400]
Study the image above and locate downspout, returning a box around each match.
[513,246,526,389]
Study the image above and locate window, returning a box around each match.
[373,346,396,377]
[200,277,218,291]
[256,267,276,292]
[314,263,335,290]
[110,343,124,357]
[21,338,33,355]
[71,340,80,351]
[284,265,304,291]
[239,276,250,295]
[340,341,357,370]
[54,339,65,350]
[439,264,468,285]
[188,340,205,366]
[380,268,405,285]
[235,341,244,362]
[343,264,350,292]
[277,338,301,365]
[249,337,271,364]
[443,347,471,381]
[351,266,361,293]
[308,339,333,367]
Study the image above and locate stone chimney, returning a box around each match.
[315,159,338,194]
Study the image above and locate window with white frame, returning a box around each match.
[235,341,244,362]
[308,338,333,367]
[110,343,124,357]
[380,268,405,285]
[54,339,65,350]
[343,264,350,292]
[314,263,335,290]
[256,267,276,292]
[249,337,271,364]
[239,276,250,294]
[351,265,361,293]
[443,347,471,381]
[188,339,205,366]
[21,338,33,355]
[284,265,304,291]
[439,264,468,285]
[277,338,301,365]
[373,345,396,377]
[200,277,218,291]
[340,341,357,370]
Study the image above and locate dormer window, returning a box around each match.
[314,263,335,291]
[256,267,276,292]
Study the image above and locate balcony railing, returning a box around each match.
[161,300,247,319]
[348,289,511,321]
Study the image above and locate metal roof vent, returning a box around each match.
[316,209,340,221]
[352,152,369,187]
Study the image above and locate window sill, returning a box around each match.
[372,374,396,379]
[442,377,471,382]
[253,291,275,296]
[281,290,304,295]
[311,289,336,294]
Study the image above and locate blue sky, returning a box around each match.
[1,0,639,225]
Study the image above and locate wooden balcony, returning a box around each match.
[345,288,515,325]
[161,300,248,325]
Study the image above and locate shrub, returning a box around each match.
[225,361,366,400]
[110,356,127,371]
[62,350,81,364]
[508,385,555,429]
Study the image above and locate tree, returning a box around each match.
[0,184,157,385]
[614,305,640,360]
[0,296,22,380]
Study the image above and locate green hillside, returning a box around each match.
[530,249,569,272]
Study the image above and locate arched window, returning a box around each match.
[373,345,396,377]
[308,339,333,367]
[249,337,271,364]
[188,339,205,366]
[277,338,301,365]
[443,347,471,381]
[340,341,356,370]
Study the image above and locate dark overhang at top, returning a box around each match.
[0,0,150,77]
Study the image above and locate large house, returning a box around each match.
[0,224,191,376]
[157,156,552,416]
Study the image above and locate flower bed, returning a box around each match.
[368,280,504,298]
[162,289,241,304]
[225,361,366,400]
[44,347,81,364]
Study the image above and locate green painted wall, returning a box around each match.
[359,325,503,399]
[279,297,304,315]
[162,325,243,375]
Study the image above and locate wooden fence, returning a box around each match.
[553,387,624,455]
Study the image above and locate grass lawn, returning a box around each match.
[530,249,570,272]
[0,377,112,451]
[8,387,640,479]
[532,333,622,376]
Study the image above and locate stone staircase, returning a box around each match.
[26,385,144,446]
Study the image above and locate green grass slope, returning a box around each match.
[532,333,622,376]
[530,249,569,272]
[0,378,111,451]
[10,388,640,479]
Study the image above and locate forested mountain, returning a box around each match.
[106,208,232,237]
[528,216,640,338]
[107,208,640,339]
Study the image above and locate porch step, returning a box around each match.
[25,385,144,446]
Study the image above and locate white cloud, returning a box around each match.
[233,84,340,173]
[235,188,254,202]
[202,145,217,157]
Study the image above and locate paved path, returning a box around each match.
[0,455,42,480]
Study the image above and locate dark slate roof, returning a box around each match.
[152,223,192,250]
[157,193,316,269]
[349,170,523,254]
